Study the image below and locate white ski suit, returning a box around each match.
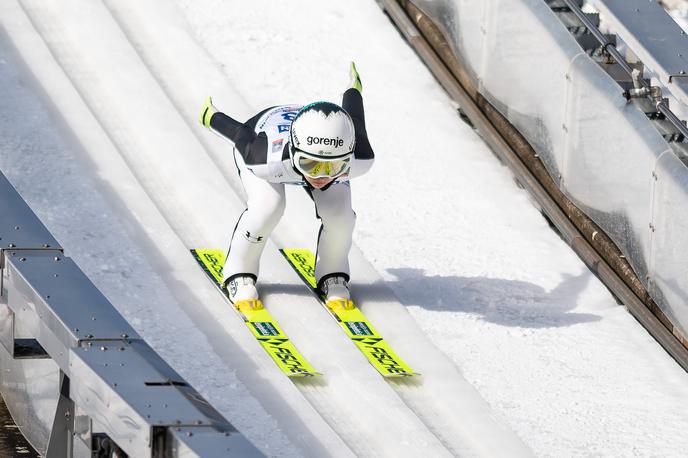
[208,88,375,291]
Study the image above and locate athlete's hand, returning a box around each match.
[199,96,217,128]
[349,62,362,93]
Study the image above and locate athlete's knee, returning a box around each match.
[247,192,285,226]
[321,209,356,234]
[265,193,286,220]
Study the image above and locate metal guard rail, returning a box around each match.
[563,0,688,142]
[0,170,262,457]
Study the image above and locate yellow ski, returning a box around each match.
[191,249,320,378]
[280,248,417,378]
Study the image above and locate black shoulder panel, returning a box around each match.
[242,132,268,165]
[232,107,274,165]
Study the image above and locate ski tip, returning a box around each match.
[288,371,323,379]
[291,373,328,388]
[385,372,423,384]
[383,370,421,377]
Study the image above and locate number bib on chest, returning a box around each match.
[255,105,302,182]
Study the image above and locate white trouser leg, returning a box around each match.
[223,152,285,285]
[311,181,356,286]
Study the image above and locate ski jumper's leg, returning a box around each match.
[310,182,356,287]
[223,150,285,285]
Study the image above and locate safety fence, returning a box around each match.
[0,171,261,457]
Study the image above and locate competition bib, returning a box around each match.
[255,105,302,182]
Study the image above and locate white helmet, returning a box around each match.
[290,101,355,179]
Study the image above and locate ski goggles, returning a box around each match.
[292,149,352,179]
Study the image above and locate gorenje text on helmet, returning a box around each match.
[306,136,345,148]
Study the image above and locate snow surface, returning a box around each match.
[1,0,688,456]
[667,2,688,32]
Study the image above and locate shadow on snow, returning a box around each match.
[382,267,600,328]
[260,267,600,329]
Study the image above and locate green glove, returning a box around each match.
[349,61,362,93]
[200,96,217,128]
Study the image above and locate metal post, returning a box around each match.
[45,372,74,458]
[562,0,688,140]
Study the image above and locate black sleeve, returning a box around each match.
[342,88,374,160]
[209,112,244,141]
[210,108,273,165]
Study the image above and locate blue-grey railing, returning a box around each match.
[0,171,262,457]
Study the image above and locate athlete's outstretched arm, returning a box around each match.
[342,88,374,178]
[209,112,244,140]
[199,96,243,139]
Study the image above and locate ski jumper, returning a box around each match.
[208,88,375,290]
